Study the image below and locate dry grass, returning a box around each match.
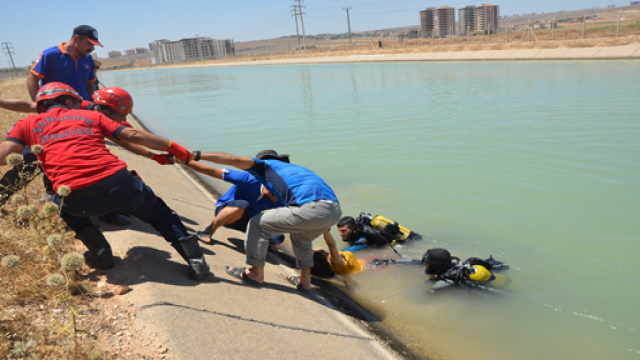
[0,79,111,359]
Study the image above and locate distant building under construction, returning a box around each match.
[458,4,500,35]
[419,8,436,38]
[475,4,499,34]
[149,37,235,65]
[459,6,475,35]
[420,6,456,38]
[435,6,456,37]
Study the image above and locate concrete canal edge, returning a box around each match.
[167,43,640,69]
[125,113,429,360]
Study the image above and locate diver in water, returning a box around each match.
[339,213,422,252]
[370,248,510,291]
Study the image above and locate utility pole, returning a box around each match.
[343,7,353,46]
[291,5,302,53]
[506,22,509,43]
[617,10,622,37]
[294,0,307,52]
[2,42,17,75]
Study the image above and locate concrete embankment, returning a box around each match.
[100,115,408,360]
[167,43,640,69]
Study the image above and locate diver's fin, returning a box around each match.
[485,255,510,270]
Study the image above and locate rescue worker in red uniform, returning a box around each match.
[0,87,173,214]
[0,83,209,280]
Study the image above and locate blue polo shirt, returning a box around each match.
[31,43,97,100]
[217,169,285,217]
[248,159,338,207]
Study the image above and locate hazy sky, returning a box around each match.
[0,0,630,67]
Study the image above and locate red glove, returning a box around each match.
[166,141,190,164]
[152,153,175,165]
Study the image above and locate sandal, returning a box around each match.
[225,266,262,287]
[196,230,213,245]
[286,276,310,293]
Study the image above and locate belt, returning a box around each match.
[68,170,130,199]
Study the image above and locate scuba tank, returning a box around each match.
[431,257,510,291]
[370,215,422,242]
[355,213,422,247]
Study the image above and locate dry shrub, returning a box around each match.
[539,41,560,49]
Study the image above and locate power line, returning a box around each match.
[343,7,353,43]
[307,0,444,14]
[307,0,472,18]
[215,11,291,40]
[294,0,308,52]
[2,42,17,75]
[291,5,302,51]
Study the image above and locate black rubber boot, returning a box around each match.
[75,224,114,270]
[174,234,209,280]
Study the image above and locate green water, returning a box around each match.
[101,61,640,360]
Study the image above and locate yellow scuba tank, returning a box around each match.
[468,265,492,282]
[370,215,413,242]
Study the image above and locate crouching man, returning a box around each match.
[0,83,209,280]
[192,150,341,292]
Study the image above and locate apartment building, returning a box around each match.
[435,6,456,37]
[420,6,455,37]
[149,37,235,65]
[419,8,436,37]
[475,4,499,34]
[459,5,476,35]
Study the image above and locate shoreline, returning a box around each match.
[126,113,424,360]
[125,43,640,73]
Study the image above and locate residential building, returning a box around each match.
[459,5,476,35]
[149,37,234,65]
[135,47,148,54]
[124,49,136,56]
[419,8,436,37]
[108,50,122,58]
[435,6,456,37]
[475,4,499,34]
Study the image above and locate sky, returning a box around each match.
[0,0,631,67]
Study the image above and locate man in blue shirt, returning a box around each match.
[27,25,102,101]
[192,150,342,292]
[187,151,287,249]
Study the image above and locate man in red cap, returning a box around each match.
[27,25,103,101]
[0,83,210,280]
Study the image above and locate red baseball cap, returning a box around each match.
[73,25,103,47]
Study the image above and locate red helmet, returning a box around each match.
[92,87,133,114]
[35,82,83,108]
